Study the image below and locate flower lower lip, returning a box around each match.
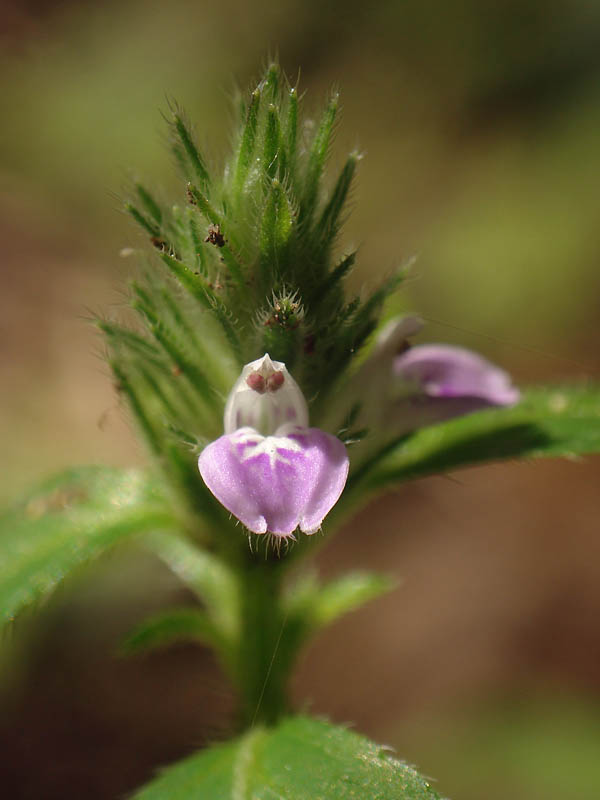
[198,425,349,536]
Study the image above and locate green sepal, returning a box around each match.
[158,250,212,308]
[301,92,339,223]
[134,183,163,225]
[125,201,161,238]
[284,86,298,180]
[170,109,211,193]
[317,152,358,246]
[259,178,294,290]
[233,87,261,196]
[263,61,280,103]
[263,104,281,181]
[186,182,223,229]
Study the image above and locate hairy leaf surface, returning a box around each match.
[0,466,177,626]
[133,715,443,799]
[356,386,600,490]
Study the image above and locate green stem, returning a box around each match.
[235,556,289,728]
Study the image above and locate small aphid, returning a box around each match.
[205,224,226,248]
[150,236,167,250]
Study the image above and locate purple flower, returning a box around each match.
[198,355,349,537]
[349,316,520,438]
[392,341,520,427]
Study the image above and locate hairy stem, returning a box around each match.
[235,556,289,728]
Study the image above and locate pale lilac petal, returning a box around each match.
[198,426,349,537]
[395,344,520,406]
[390,344,519,431]
[285,427,349,534]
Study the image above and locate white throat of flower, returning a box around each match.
[223,354,309,436]
[231,426,304,470]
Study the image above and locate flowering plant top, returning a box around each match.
[3,61,599,798]
[199,343,517,538]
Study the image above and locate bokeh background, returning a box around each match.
[2,1,600,798]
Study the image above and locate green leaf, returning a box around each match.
[0,467,177,627]
[285,570,395,631]
[359,385,600,491]
[144,530,239,643]
[276,572,396,690]
[121,607,223,655]
[133,715,443,799]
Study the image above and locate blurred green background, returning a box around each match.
[2,1,600,798]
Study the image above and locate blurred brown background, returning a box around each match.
[1,1,600,798]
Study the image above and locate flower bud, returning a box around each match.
[223,353,309,436]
